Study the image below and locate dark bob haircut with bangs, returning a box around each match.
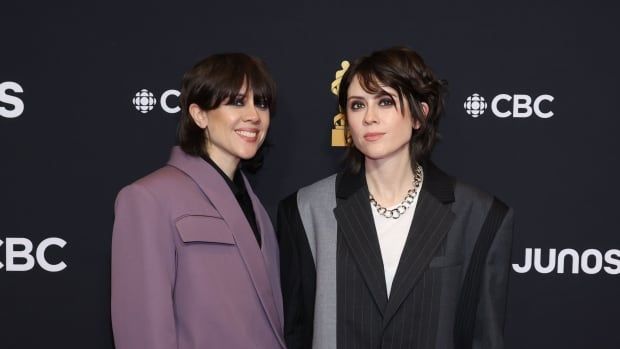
[337,46,447,173]
[178,53,276,159]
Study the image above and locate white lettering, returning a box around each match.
[512,94,533,118]
[533,248,556,273]
[1,237,67,272]
[604,249,620,275]
[557,249,580,274]
[514,248,620,275]
[581,249,603,274]
[534,94,554,118]
[161,89,180,114]
[512,247,532,273]
[0,81,25,119]
[36,238,67,272]
[491,94,512,118]
[6,238,35,271]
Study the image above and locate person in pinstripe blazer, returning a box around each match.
[277,47,514,349]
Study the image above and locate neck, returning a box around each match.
[365,147,414,207]
[206,149,239,180]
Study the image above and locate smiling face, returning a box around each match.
[345,75,420,162]
[189,82,270,168]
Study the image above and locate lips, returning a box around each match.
[363,132,385,141]
[235,129,260,142]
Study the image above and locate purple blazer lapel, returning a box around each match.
[243,176,285,328]
[167,147,285,347]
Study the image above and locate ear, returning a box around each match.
[189,103,208,129]
[413,102,429,130]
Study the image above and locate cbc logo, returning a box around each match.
[132,88,180,114]
[0,81,25,119]
[464,93,554,118]
[463,93,488,118]
[0,237,67,272]
[513,248,620,275]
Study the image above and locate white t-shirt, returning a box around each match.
[370,180,423,297]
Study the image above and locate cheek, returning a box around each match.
[261,112,270,129]
[397,125,414,142]
[394,114,414,133]
[393,116,413,135]
[208,115,231,131]
[346,117,364,138]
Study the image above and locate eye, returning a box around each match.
[378,97,395,107]
[233,96,245,106]
[349,100,365,110]
[254,97,269,110]
[227,95,245,107]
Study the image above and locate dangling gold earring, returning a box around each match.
[345,130,353,146]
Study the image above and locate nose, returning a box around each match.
[242,103,261,123]
[362,104,379,125]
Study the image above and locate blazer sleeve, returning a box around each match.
[474,208,515,349]
[111,183,178,349]
[276,193,316,349]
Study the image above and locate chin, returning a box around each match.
[364,148,410,162]
[236,149,259,160]
[359,140,410,161]
[358,145,389,160]
[363,153,389,161]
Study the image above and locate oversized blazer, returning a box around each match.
[111,146,286,349]
[277,162,514,349]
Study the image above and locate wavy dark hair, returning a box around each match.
[178,53,276,171]
[337,46,447,173]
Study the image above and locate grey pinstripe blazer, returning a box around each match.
[277,162,513,349]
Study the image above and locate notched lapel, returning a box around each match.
[334,187,388,314]
[382,188,455,327]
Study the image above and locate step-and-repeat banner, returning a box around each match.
[1,1,618,348]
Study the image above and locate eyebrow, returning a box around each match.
[375,91,397,99]
[347,95,366,101]
[347,92,397,101]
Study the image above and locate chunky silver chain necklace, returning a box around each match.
[369,165,423,219]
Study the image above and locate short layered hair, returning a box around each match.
[178,53,276,158]
[338,47,447,173]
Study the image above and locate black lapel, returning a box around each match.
[333,168,389,315]
[381,161,456,327]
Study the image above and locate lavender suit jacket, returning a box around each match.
[111,147,286,349]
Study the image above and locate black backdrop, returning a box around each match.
[2,1,619,348]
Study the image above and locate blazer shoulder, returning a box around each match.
[134,165,191,188]
[117,165,196,205]
[278,174,338,212]
[452,179,511,215]
[297,173,338,206]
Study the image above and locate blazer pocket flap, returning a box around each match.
[429,254,463,268]
[175,215,235,245]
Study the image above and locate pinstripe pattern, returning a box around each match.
[383,190,455,327]
[334,181,455,349]
[335,186,388,314]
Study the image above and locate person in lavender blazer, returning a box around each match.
[111,53,286,349]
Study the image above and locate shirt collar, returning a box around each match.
[201,155,246,197]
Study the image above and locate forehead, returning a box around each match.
[234,81,257,96]
[347,75,398,97]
